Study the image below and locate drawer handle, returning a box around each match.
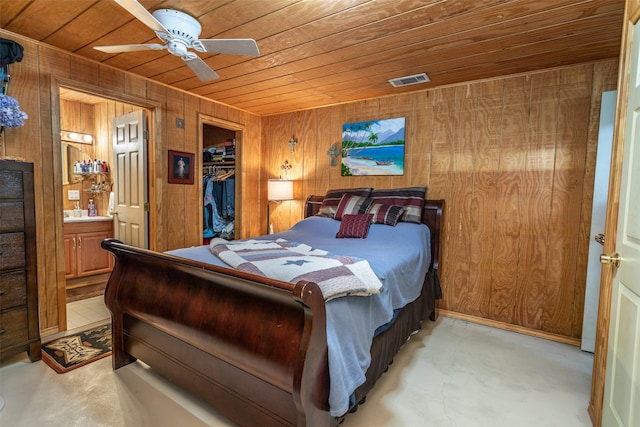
[0,329,5,335]
[0,290,4,296]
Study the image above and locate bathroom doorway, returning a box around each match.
[58,86,152,331]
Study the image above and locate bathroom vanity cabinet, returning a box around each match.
[63,219,113,301]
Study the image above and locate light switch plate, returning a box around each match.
[68,190,80,200]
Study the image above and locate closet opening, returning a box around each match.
[201,121,240,244]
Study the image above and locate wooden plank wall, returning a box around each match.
[0,29,262,334]
[262,60,619,342]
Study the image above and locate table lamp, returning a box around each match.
[267,179,293,234]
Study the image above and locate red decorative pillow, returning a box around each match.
[334,194,371,220]
[367,203,405,226]
[336,213,374,238]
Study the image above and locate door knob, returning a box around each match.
[600,253,621,268]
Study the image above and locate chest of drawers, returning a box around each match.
[0,160,41,362]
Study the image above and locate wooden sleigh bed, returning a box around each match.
[101,192,444,427]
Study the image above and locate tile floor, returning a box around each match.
[66,296,111,331]
[0,312,594,427]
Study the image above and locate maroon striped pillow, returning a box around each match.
[370,186,427,224]
[367,203,405,226]
[334,194,371,220]
[316,187,373,218]
[336,213,374,238]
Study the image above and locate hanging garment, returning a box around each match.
[203,175,224,238]
[223,177,235,219]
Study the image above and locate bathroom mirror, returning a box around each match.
[61,143,91,185]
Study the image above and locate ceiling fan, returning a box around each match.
[93,0,260,81]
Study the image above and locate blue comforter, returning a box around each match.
[167,216,431,416]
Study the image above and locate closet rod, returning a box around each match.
[203,164,235,175]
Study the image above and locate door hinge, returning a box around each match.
[143,130,149,140]
[144,202,150,212]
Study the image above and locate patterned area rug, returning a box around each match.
[41,323,112,374]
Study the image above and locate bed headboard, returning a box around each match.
[304,195,444,271]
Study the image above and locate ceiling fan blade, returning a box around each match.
[94,43,166,53]
[114,0,168,33]
[197,39,260,56]
[182,55,219,81]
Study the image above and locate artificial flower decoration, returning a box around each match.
[280,160,291,179]
[0,93,28,128]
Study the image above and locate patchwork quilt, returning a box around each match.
[209,238,382,301]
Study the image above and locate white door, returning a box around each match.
[601,20,640,427]
[112,110,148,248]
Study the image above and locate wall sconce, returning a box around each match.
[61,130,93,144]
[267,179,293,234]
[288,137,297,153]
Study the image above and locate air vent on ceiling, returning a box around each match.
[388,73,430,88]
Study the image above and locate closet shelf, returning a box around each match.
[203,161,235,166]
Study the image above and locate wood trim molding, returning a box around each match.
[50,75,161,332]
[439,310,581,347]
[54,76,161,110]
[197,114,246,238]
[631,0,640,24]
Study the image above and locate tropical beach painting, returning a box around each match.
[341,117,405,176]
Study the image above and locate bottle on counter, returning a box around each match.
[88,198,97,217]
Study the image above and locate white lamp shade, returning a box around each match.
[268,179,293,201]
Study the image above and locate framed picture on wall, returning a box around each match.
[168,150,195,184]
[341,117,405,176]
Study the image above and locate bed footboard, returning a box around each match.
[102,239,335,427]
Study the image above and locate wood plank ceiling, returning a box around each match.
[1,0,625,116]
